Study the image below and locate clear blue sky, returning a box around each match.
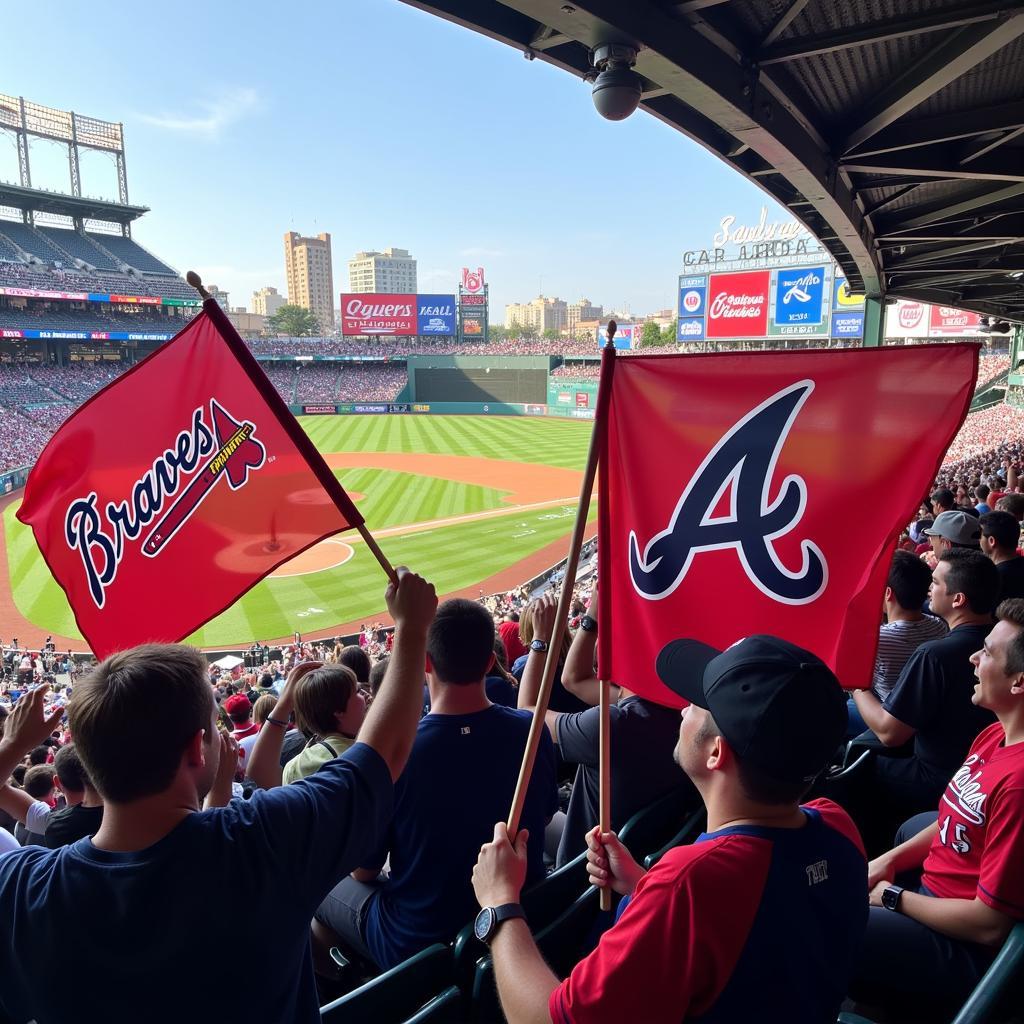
[1,0,794,316]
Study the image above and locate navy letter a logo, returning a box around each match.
[629,380,827,605]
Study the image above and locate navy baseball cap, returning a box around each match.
[656,635,847,785]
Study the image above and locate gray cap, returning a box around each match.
[924,510,981,546]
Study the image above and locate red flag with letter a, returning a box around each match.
[17,300,363,658]
[597,345,978,706]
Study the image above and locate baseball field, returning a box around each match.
[0,415,595,650]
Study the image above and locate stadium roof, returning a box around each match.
[402,0,1024,322]
[0,182,149,224]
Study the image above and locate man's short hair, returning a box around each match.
[337,645,371,685]
[996,599,1024,675]
[427,599,495,685]
[67,644,212,804]
[28,746,49,766]
[53,743,92,793]
[368,657,388,697]
[695,713,808,805]
[293,665,356,737]
[887,549,933,611]
[939,549,1000,616]
[980,510,1021,552]
[976,484,990,501]
[23,763,56,800]
[931,487,955,509]
[995,493,1024,521]
[259,672,274,690]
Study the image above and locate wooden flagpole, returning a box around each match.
[507,322,618,901]
[186,270,398,587]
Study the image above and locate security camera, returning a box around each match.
[590,43,641,121]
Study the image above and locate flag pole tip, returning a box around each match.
[605,318,617,348]
[186,271,211,299]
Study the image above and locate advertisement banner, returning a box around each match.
[706,270,771,339]
[557,391,571,405]
[769,265,830,337]
[677,317,706,342]
[0,287,89,301]
[340,294,416,336]
[462,309,486,336]
[416,294,456,335]
[302,405,336,415]
[930,306,983,336]
[461,267,485,293]
[576,391,590,408]
[353,404,388,414]
[390,403,411,413]
[677,275,707,319]
[460,293,486,306]
[413,404,431,412]
[884,300,930,339]
[597,323,637,349]
[831,311,865,338]
[833,276,865,311]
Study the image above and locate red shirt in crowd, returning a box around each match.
[922,722,1024,918]
[231,722,260,742]
[499,621,527,665]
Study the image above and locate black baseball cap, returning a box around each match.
[656,635,847,785]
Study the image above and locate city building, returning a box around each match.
[347,248,417,293]
[206,284,230,312]
[504,295,568,334]
[567,298,603,336]
[284,231,335,333]
[251,286,286,318]
[228,310,267,335]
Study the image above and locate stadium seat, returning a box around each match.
[837,922,1024,1024]
[319,943,457,1024]
[617,784,700,863]
[642,806,707,870]
[521,849,590,931]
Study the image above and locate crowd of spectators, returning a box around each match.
[0,255,194,300]
[337,364,407,401]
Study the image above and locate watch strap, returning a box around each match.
[490,903,525,936]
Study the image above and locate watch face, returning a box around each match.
[882,886,901,911]
[474,907,495,943]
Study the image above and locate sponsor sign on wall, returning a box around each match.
[706,271,771,339]
[597,323,637,349]
[833,276,865,310]
[416,294,456,335]
[461,309,486,336]
[677,275,707,318]
[883,300,981,339]
[768,265,830,337]
[930,306,982,335]
[340,293,416,336]
[831,312,865,338]
[677,317,706,342]
[302,405,336,414]
[461,267,485,293]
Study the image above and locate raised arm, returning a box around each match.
[356,567,437,781]
[516,593,562,742]
[0,685,64,784]
[562,582,620,707]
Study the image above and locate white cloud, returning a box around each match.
[137,88,258,139]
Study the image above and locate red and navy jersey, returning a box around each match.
[550,799,866,1024]
[922,722,1024,917]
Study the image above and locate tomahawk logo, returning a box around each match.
[629,380,827,604]
[65,399,266,608]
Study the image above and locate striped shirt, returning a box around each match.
[872,616,948,701]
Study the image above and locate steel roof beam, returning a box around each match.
[759,2,1023,64]
[877,215,1024,242]
[759,0,812,49]
[842,14,1024,152]
[886,238,1022,267]
[876,183,1024,231]
[841,148,1024,183]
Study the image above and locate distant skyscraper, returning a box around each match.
[347,248,417,293]
[284,231,334,332]
[567,299,603,335]
[505,296,567,333]
[251,286,285,317]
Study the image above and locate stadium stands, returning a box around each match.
[0,221,72,265]
[36,228,120,271]
[87,232,179,275]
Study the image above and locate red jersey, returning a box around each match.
[922,722,1024,918]
[231,722,260,742]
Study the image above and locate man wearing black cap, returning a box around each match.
[471,635,868,1024]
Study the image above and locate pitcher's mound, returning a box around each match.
[269,538,355,578]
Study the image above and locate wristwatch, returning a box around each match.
[474,903,526,945]
[881,884,904,912]
[530,639,550,653]
[579,615,598,633]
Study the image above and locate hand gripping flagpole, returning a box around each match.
[185,271,398,586]
[508,320,618,912]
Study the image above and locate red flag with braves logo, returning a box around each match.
[597,344,978,706]
[17,300,363,657]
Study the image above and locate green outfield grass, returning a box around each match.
[3,415,593,647]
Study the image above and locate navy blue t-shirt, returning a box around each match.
[0,743,392,1024]
[364,704,559,968]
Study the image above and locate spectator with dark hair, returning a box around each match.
[235,692,279,776]
[931,488,956,517]
[499,612,527,667]
[0,569,438,1023]
[284,665,365,784]
[336,645,371,688]
[847,550,948,737]
[850,598,1024,1018]
[223,692,258,742]
[974,483,991,514]
[14,764,55,846]
[471,635,866,1024]
[43,744,104,849]
[368,656,389,700]
[980,510,1024,600]
[485,638,519,709]
[995,492,1024,522]
[520,585,694,867]
[313,597,558,971]
[843,549,999,844]
[27,745,49,766]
